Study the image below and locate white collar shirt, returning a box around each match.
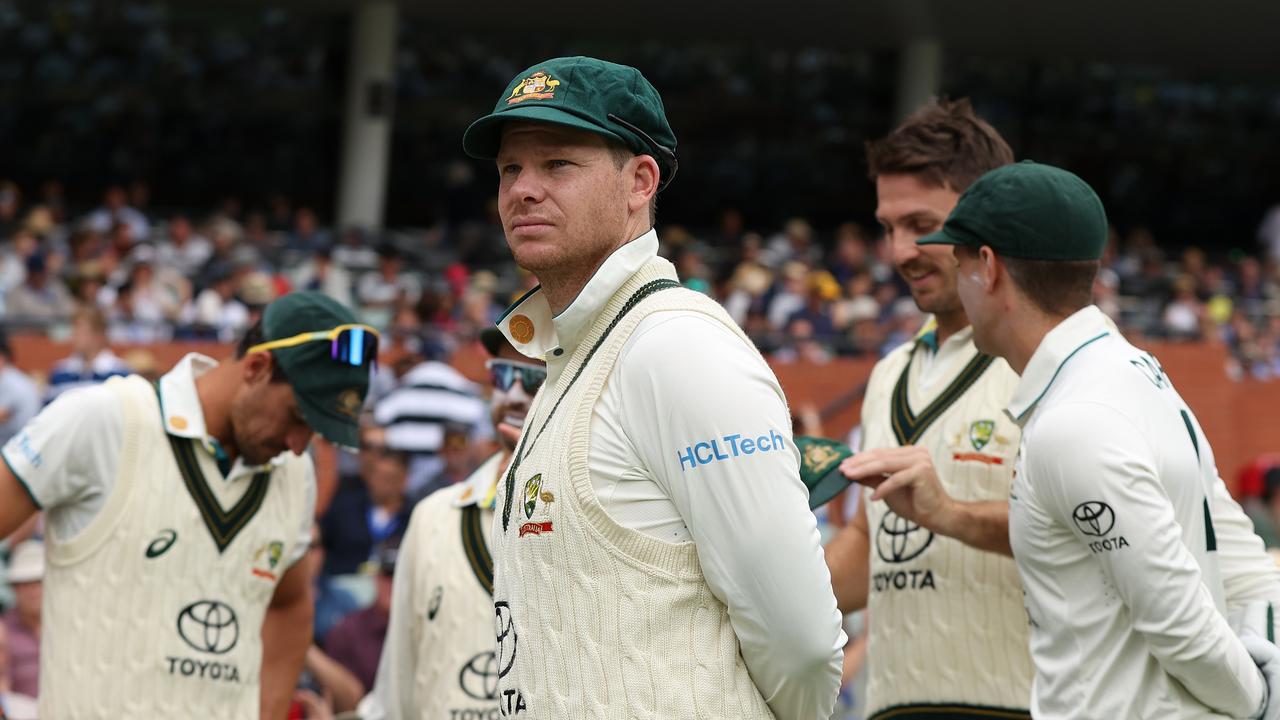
[493,230,845,720]
[1007,306,1266,719]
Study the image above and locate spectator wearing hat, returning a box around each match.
[0,333,39,446]
[0,291,378,719]
[1,540,42,699]
[43,305,131,403]
[356,245,421,329]
[371,335,489,499]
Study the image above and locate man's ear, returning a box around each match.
[628,154,660,213]
[242,351,273,383]
[977,246,1000,293]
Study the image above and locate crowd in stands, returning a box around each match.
[2,180,1280,380]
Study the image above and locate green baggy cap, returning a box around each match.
[258,291,372,451]
[919,160,1108,261]
[796,436,856,510]
[462,56,678,189]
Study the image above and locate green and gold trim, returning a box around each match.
[461,505,494,596]
[891,350,995,445]
[871,702,1031,719]
[166,435,270,553]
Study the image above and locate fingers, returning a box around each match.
[840,446,932,482]
[496,422,523,446]
[869,471,919,502]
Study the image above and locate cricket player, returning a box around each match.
[917,160,1280,718]
[359,328,545,719]
[822,98,1034,719]
[461,56,845,719]
[0,291,376,719]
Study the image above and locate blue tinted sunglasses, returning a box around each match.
[247,323,380,367]
[486,359,546,394]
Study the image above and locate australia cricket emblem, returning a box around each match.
[969,420,995,451]
[523,474,542,520]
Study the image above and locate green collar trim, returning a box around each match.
[1013,331,1109,422]
[460,505,494,596]
[167,435,271,553]
[891,349,995,445]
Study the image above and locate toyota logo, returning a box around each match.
[459,651,501,700]
[494,601,518,680]
[1072,501,1115,537]
[876,510,934,564]
[177,600,239,655]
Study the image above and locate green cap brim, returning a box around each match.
[296,392,360,451]
[916,226,970,247]
[463,104,629,159]
[796,435,855,510]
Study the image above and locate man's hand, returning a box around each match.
[840,447,955,530]
[1241,633,1280,720]
[840,446,1013,556]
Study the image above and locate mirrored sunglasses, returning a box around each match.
[486,359,546,394]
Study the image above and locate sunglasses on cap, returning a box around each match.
[486,359,546,394]
[247,323,381,367]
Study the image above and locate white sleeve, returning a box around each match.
[1029,402,1266,718]
[1209,477,1280,636]
[1,384,122,513]
[285,457,318,569]
[363,499,431,720]
[618,313,845,720]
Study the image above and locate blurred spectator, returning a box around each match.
[44,305,131,403]
[287,207,331,255]
[417,422,474,502]
[4,253,74,322]
[0,621,38,720]
[323,547,395,693]
[187,264,251,341]
[320,448,411,577]
[1,540,42,699]
[761,217,821,268]
[766,261,810,330]
[332,228,379,273]
[288,247,354,308]
[0,231,40,316]
[0,332,40,445]
[356,245,422,328]
[372,341,489,497]
[155,215,213,277]
[84,185,150,242]
[1161,275,1205,340]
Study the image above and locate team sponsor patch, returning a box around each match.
[676,429,786,471]
[1072,500,1129,553]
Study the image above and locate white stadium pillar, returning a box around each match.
[894,37,943,125]
[336,0,397,231]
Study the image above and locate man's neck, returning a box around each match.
[194,363,237,459]
[539,224,649,315]
[933,309,969,346]
[1000,309,1063,375]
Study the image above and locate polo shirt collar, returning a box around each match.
[496,230,658,360]
[1006,305,1112,425]
[159,353,282,480]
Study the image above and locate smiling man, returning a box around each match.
[461,56,844,720]
[0,291,376,720]
[821,99,1034,719]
